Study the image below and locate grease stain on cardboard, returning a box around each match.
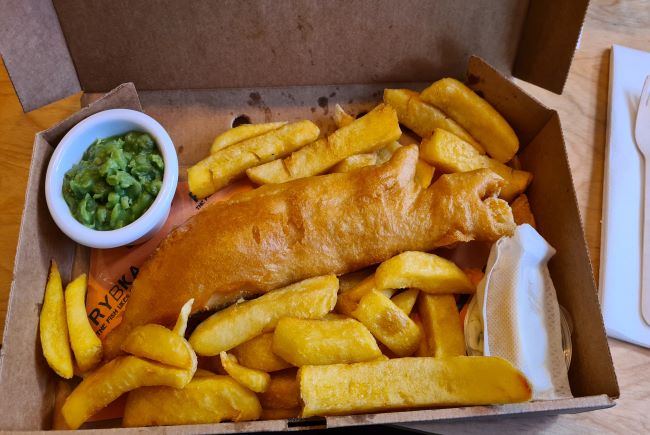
[247,92,272,121]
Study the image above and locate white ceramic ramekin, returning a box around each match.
[45,109,178,249]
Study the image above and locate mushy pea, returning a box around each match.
[62,131,164,230]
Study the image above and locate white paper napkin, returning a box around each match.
[600,44,650,347]
[467,224,572,400]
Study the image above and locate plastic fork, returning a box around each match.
[635,75,650,326]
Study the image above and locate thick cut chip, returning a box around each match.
[299,356,532,417]
[420,128,531,201]
[420,78,519,163]
[173,298,194,337]
[383,88,484,152]
[418,294,466,357]
[335,275,395,316]
[415,159,435,188]
[272,317,382,366]
[231,332,292,372]
[391,289,419,315]
[123,375,261,427]
[65,274,102,373]
[189,120,319,198]
[321,103,401,163]
[189,275,338,356]
[62,355,195,429]
[245,140,322,184]
[333,104,355,128]
[187,163,215,199]
[210,122,287,154]
[511,194,537,228]
[121,324,194,369]
[330,153,377,173]
[210,120,319,191]
[352,290,422,357]
[246,104,401,184]
[40,260,73,379]
[258,369,300,410]
[220,352,271,393]
[375,251,474,295]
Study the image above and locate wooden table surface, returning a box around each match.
[0,0,648,433]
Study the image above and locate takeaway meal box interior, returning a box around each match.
[0,0,618,432]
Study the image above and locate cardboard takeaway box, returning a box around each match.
[0,0,619,432]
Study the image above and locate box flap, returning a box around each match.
[520,113,619,399]
[465,57,618,398]
[3,0,589,111]
[0,0,80,111]
[396,395,613,433]
[0,134,76,430]
[0,60,618,429]
[0,84,140,430]
[513,0,589,93]
[328,395,613,430]
[51,0,528,92]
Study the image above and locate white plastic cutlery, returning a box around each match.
[634,75,650,326]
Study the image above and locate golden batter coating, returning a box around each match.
[104,146,514,358]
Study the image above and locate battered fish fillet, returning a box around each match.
[104,145,515,358]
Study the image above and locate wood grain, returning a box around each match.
[0,0,649,432]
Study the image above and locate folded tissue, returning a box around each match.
[465,224,572,400]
